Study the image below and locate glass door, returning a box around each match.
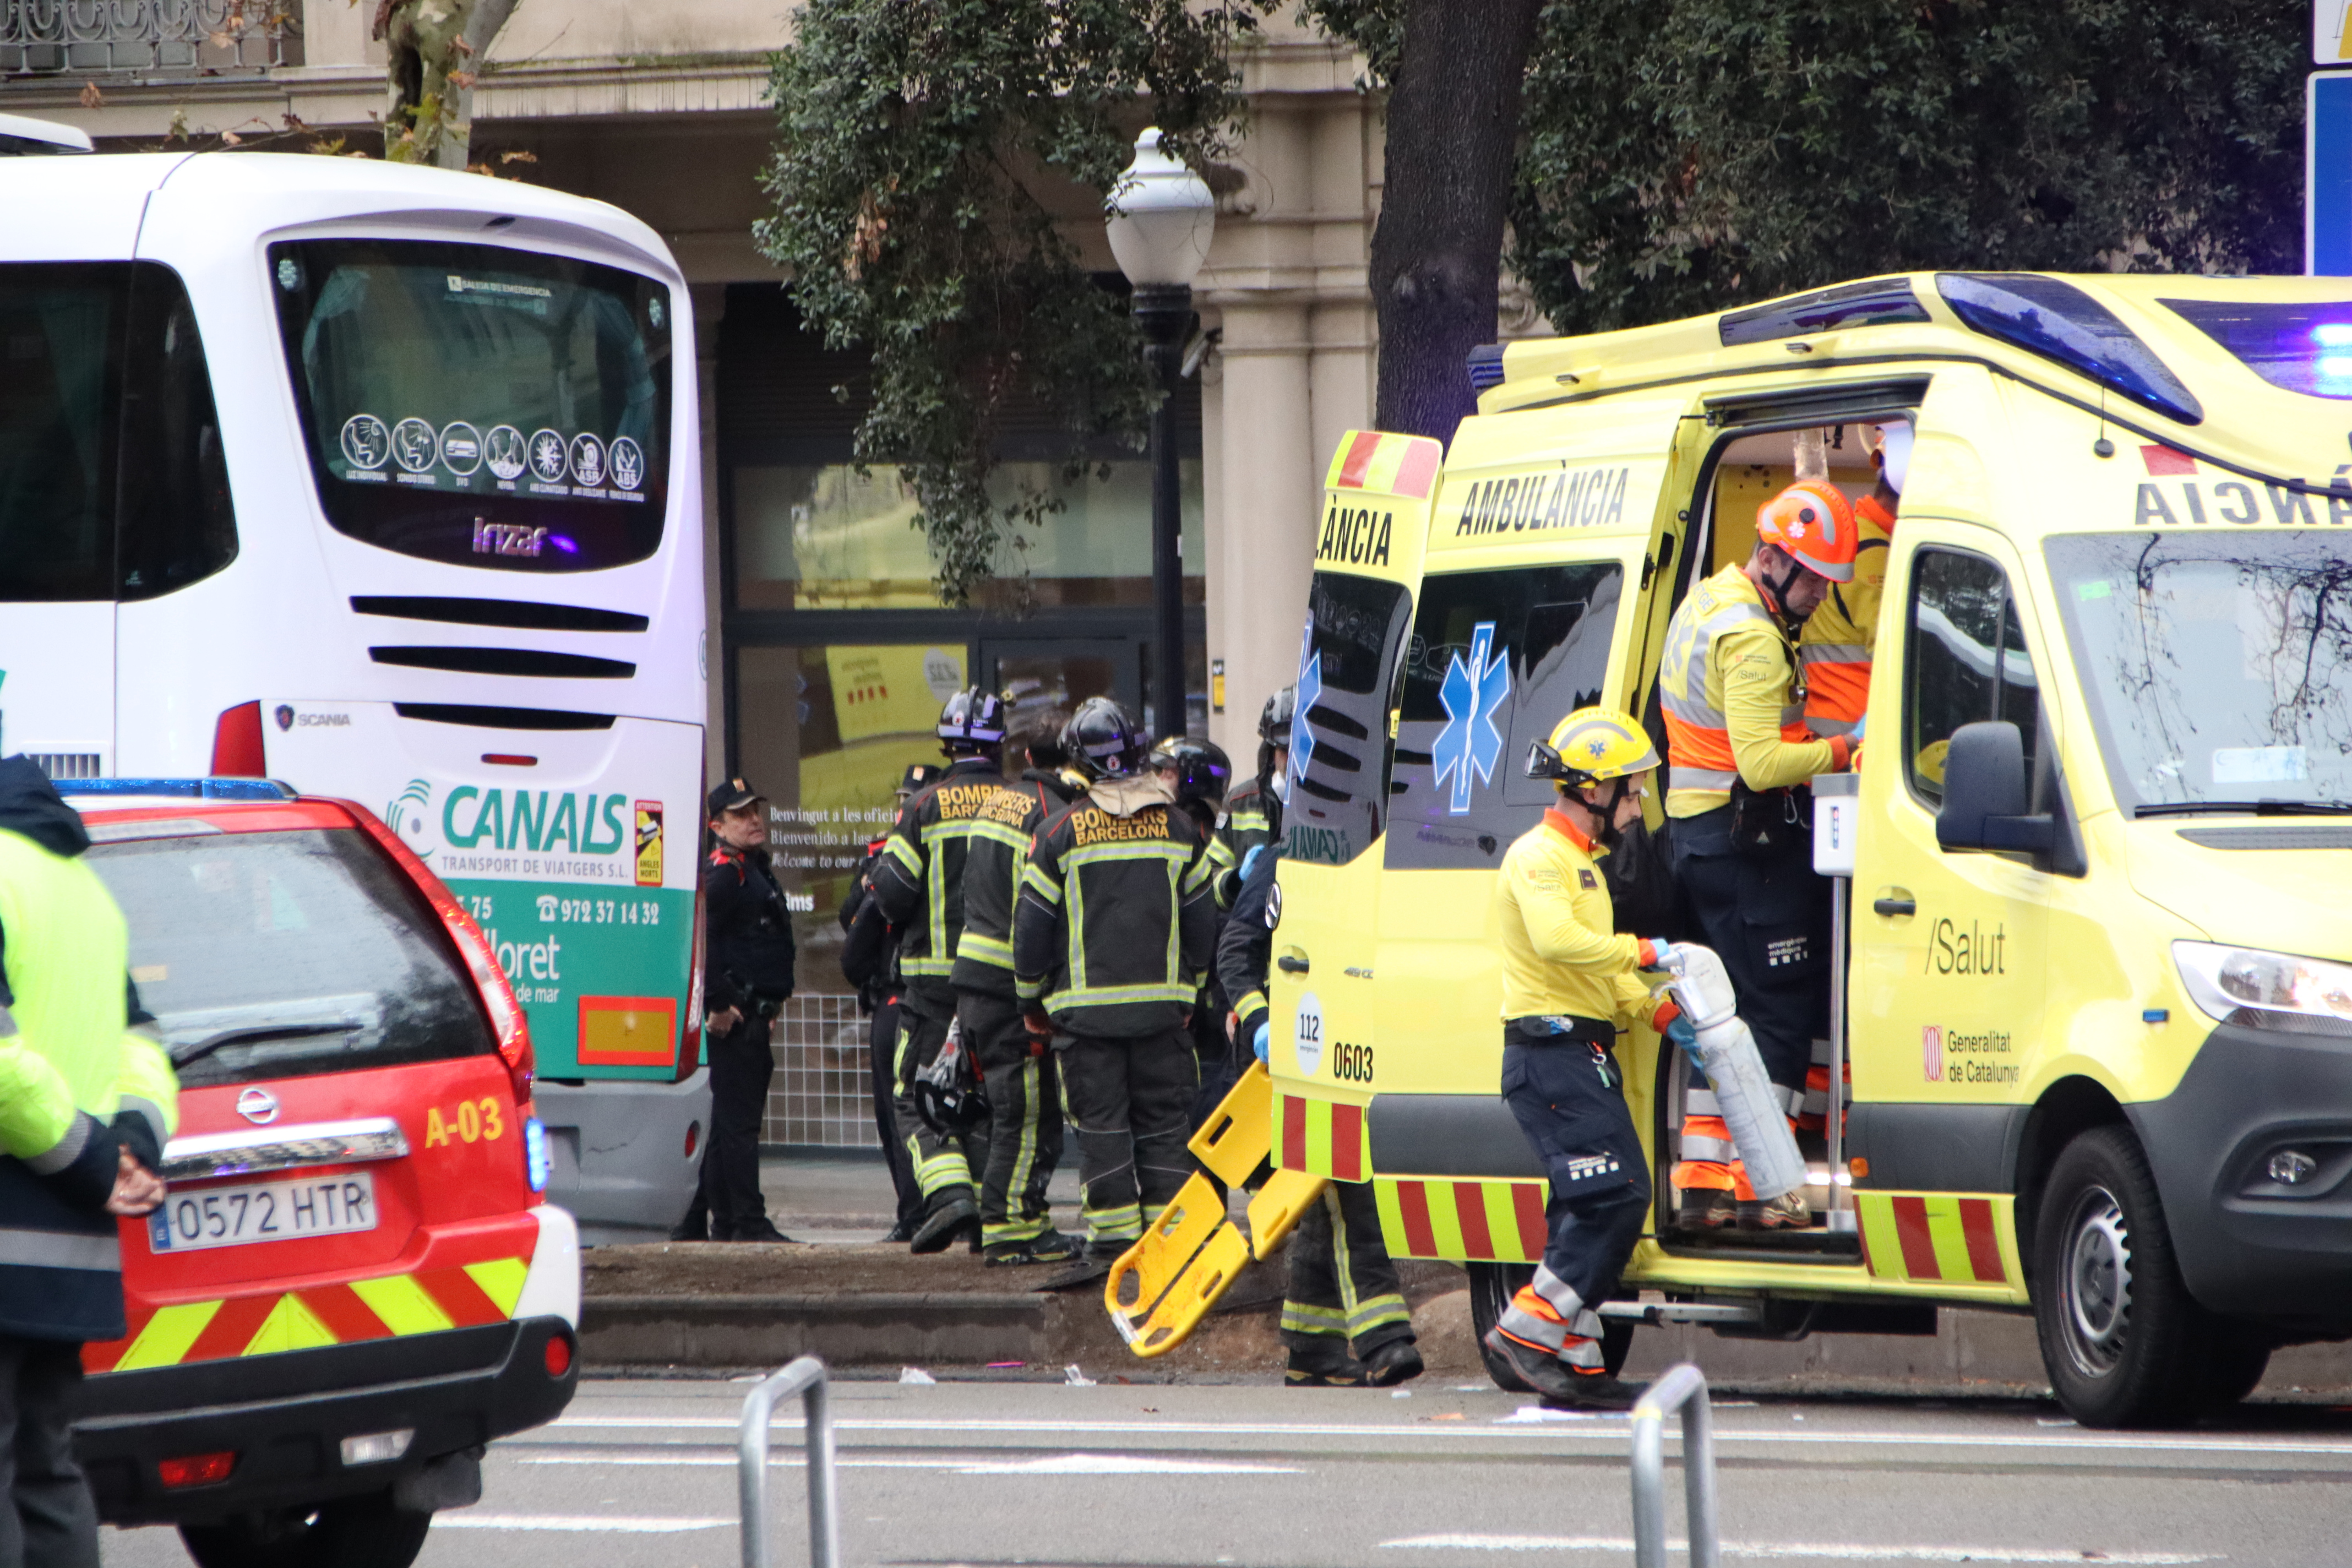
[978,638,1143,741]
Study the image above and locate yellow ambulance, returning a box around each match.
[1268,273,2352,1426]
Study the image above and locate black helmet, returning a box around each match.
[1149,734,1233,812]
[1259,686,1296,745]
[937,687,1009,754]
[1060,696,1145,780]
[914,1025,990,1136]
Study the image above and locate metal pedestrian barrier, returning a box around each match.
[739,1355,841,1568]
[1629,1362,1719,1568]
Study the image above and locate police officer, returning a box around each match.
[676,777,796,1244]
[1220,839,1423,1388]
[1482,710,1680,1410]
[1658,482,1858,1229]
[1014,699,1217,1260]
[870,690,1014,1254]
[0,755,175,1564]
[840,763,941,1242]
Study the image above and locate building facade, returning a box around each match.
[15,2,1544,1142]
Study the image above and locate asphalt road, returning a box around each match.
[102,1374,2352,1568]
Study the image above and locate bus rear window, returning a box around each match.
[270,239,672,573]
[88,827,496,1088]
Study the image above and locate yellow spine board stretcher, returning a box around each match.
[1103,1063,1327,1355]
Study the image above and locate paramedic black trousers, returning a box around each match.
[1668,805,1826,1096]
[1494,1016,1649,1365]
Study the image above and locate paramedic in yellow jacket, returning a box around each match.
[1483,709,1689,1412]
[1659,481,1858,1230]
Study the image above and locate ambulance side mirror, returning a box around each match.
[1935,721,2055,855]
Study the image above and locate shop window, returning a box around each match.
[733,641,970,992]
[732,460,1202,611]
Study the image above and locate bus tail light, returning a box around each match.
[210,702,265,777]
[159,1451,236,1489]
[342,802,536,1107]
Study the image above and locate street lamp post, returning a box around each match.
[1106,127,1215,737]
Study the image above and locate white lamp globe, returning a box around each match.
[1105,127,1216,289]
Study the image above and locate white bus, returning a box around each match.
[0,150,710,1242]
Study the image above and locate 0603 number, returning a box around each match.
[1331,1040,1375,1083]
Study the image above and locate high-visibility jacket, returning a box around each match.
[950,777,1050,1000]
[1212,775,1279,908]
[1798,493,1896,739]
[1660,564,1850,818]
[871,756,1014,1019]
[1495,809,1657,1025]
[0,757,180,1343]
[1012,775,1217,1038]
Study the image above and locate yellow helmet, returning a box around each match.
[1525,706,1660,788]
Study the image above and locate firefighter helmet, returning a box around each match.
[937,687,1009,752]
[1150,734,1234,810]
[1755,480,1858,584]
[1060,696,1146,780]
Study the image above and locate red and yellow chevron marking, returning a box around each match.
[1854,1193,2020,1291]
[1276,1093,1366,1182]
[1373,1177,1548,1263]
[1325,431,1442,500]
[84,1257,530,1374]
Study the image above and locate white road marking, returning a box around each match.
[435,1513,731,1532]
[953,1453,1301,1475]
[1382,1535,2217,1563]
[546,1413,2352,1458]
[519,1452,1300,1475]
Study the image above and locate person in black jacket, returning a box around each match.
[1009,711,1086,814]
[1218,841,1422,1387]
[839,763,939,1242]
[1014,700,1216,1260]
[673,778,796,1243]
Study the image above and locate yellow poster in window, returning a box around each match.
[826,645,968,743]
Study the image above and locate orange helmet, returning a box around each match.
[1755,480,1858,584]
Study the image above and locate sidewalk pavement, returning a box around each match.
[755,1150,1083,1244]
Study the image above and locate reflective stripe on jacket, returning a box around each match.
[1799,493,1896,738]
[870,756,1009,1014]
[1660,564,1843,818]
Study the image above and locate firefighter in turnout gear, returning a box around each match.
[1214,686,1291,902]
[1013,699,1217,1259]
[1659,481,1858,1229]
[954,709,1075,1267]
[872,690,1017,1254]
[1220,838,1423,1387]
[839,763,943,1242]
[1484,709,1680,1411]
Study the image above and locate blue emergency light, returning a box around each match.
[51,778,297,801]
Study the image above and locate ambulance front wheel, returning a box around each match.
[1467,1262,1634,1390]
[2032,1125,2204,1428]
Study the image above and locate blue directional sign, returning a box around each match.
[2310,72,2352,274]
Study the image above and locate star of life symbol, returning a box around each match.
[1433,621,1510,815]
[1287,617,1319,787]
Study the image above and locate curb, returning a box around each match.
[582,1293,1058,1369]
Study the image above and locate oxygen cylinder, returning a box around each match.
[1660,945,1808,1202]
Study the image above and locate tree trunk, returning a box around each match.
[1367,0,1541,443]
[379,0,520,169]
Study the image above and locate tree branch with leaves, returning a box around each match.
[755,0,1268,608]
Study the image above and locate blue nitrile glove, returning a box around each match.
[1643,938,1678,970]
[1849,713,1868,743]
[1253,1022,1270,1064]
[1239,844,1266,883]
[1664,1012,1701,1066]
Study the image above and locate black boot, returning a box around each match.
[1363,1338,1425,1387]
[910,1189,980,1255]
[1539,1372,1646,1412]
[1482,1326,1582,1401]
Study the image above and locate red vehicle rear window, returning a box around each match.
[87,827,496,1088]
